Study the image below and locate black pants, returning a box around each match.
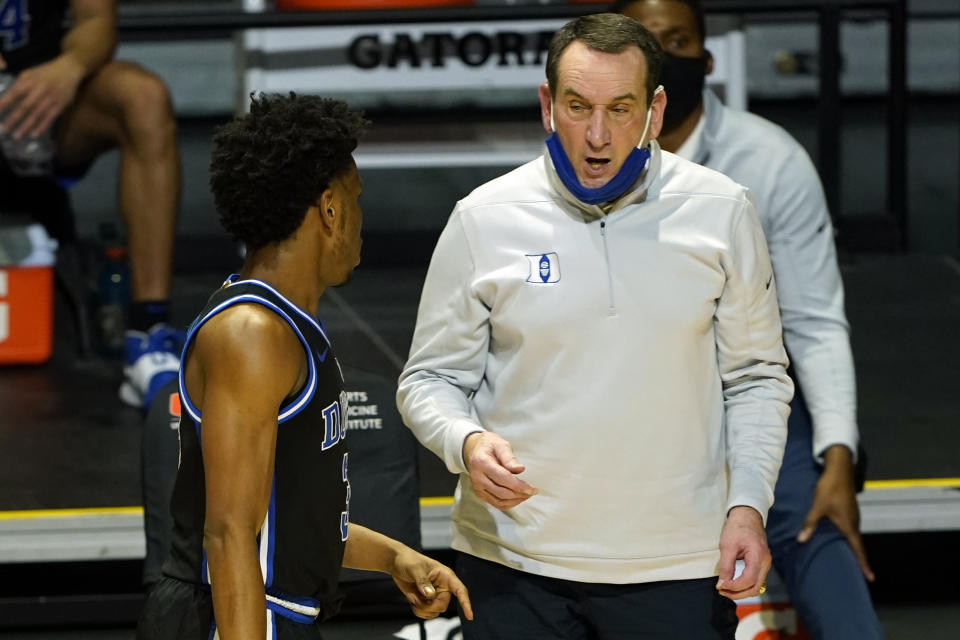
[137,576,325,640]
[456,553,738,640]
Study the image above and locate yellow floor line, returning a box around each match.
[864,478,960,490]
[420,496,455,507]
[1,482,956,520]
[0,506,144,520]
[0,499,456,521]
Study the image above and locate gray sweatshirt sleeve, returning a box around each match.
[397,209,488,474]
[764,147,858,462]
[716,198,794,522]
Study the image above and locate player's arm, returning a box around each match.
[61,0,117,80]
[0,0,116,137]
[342,524,473,621]
[188,305,304,640]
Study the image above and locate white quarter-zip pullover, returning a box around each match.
[398,142,793,584]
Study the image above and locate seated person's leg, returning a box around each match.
[767,392,883,640]
[55,59,181,409]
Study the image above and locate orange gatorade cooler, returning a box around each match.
[0,223,58,364]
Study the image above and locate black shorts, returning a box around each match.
[137,576,325,640]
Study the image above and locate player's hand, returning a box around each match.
[716,506,771,600]
[462,431,538,510]
[390,547,474,621]
[798,445,875,581]
[0,56,85,139]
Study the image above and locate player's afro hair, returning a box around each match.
[210,93,369,251]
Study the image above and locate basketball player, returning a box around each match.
[612,1,883,637]
[137,93,471,640]
[0,0,180,409]
[398,13,791,639]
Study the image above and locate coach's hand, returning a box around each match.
[391,547,474,621]
[716,506,771,600]
[463,431,538,510]
[0,57,84,139]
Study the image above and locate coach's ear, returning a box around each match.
[647,86,667,143]
[538,82,554,133]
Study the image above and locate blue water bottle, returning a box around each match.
[96,224,130,356]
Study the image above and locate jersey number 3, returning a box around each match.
[0,0,30,50]
[340,452,350,541]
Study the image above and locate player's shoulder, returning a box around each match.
[206,301,290,331]
[187,301,306,411]
[195,302,301,363]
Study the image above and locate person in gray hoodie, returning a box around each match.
[613,2,883,638]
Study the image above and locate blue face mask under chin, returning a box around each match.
[546,95,658,206]
[545,134,651,205]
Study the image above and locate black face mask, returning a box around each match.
[659,51,709,133]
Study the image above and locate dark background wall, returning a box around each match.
[65,0,959,260]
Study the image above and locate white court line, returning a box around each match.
[325,288,407,372]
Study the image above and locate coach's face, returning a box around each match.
[538,40,665,189]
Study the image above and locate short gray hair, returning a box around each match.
[546,13,663,105]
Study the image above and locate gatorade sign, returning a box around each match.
[242,19,566,100]
[242,21,737,111]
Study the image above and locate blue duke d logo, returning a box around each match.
[525,252,561,284]
[321,391,348,451]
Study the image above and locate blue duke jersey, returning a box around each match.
[164,276,350,623]
[0,0,68,74]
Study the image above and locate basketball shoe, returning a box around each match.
[120,324,184,410]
